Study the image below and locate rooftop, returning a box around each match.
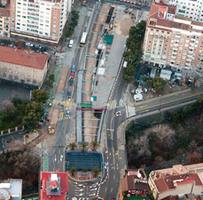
[122,169,150,194]
[40,171,68,200]
[153,172,202,193]
[0,179,22,200]
[148,2,203,32]
[0,46,48,69]
[65,151,103,171]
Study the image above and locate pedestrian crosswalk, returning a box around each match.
[53,99,73,108]
[106,100,117,109]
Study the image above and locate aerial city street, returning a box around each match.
[1,0,203,200]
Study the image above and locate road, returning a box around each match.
[98,84,203,199]
[42,2,203,200]
[46,5,91,172]
[43,2,104,199]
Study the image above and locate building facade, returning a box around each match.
[143,1,203,70]
[148,163,203,200]
[0,46,48,87]
[0,0,11,37]
[161,0,203,22]
[10,0,72,43]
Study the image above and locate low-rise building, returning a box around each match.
[0,179,22,200]
[143,1,203,71]
[119,169,150,199]
[0,46,48,87]
[148,163,203,200]
[40,171,68,200]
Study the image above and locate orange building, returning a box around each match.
[143,1,203,71]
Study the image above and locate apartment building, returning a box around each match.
[148,163,203,200]
[0,46,49,87]
[143,1,203,70]
[0,0,11,37]
[161,0,203,22]
[10,0,72,43]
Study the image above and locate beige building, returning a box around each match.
[10,0,72,43]
[148,163,203,200]
[143,1,203,71]
[0,46,49,87]
[0,0,11,37]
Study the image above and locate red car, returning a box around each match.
[69,71,75,78]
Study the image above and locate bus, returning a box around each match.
[80,32,87,46]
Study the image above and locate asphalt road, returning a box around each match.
[47,6,90,172]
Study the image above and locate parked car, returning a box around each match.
[68,39,74,48]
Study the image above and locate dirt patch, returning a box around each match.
[115,14,133,36]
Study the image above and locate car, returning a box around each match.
[67,91,71,99]
[71,64,76,72]
[115,111,122,116]
[68,39,74,48]
[70,71,75,78]
[65,110,70,118]
[69,77,74,86]
[60,155,63,161]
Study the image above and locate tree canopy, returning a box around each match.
[123,21,146,83]
[0,89,48,131]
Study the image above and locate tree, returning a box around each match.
[69,142,77,151]
[64,10,79,38]
[90,141,99,151]
[187,151,201,164]
[80,142,88,152]
[70,167,76,177]
[44,74,55,88]
[92,168,100,178]
[123,21,146,82]
[32,89,48,104]
[151,77,166,94]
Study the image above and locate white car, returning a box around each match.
[68,39,74,48]
[60,155,63,161]
[115,111,122,116]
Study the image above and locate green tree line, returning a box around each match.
[0,89,48,131]
[123,21,146,82]
[64,10,79,38]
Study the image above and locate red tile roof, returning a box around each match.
[149,2,176,19]
[40,171,68,200]
[0,46,48,69]
[154,176,169,193]
[154,173,203,193]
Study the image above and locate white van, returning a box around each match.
[68,39,74,48]
[123,61,128,68]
